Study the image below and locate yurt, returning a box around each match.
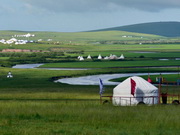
[112,76,159,106]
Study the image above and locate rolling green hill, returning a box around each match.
[0,30,161,43]
[91,22,180,37]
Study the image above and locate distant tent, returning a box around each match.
[104,56,109,60]
[38,39,42,42]
[87,55,92,59]
[112,76,159,106]
[109,55,118,59]
[79,56,84,61]
[10,38,17,42]
[98,54,102,59]
[7,71,13,78]
[119,54,125,59]
[77,56,81,59]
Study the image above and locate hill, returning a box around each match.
[0,30,160,42]
[91,22,180,37]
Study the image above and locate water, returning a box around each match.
[12,64,90,70]
[12,64,44,69]
[12,64,178,85]
[55,72,177,85]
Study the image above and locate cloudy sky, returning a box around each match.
[1,0,180,32]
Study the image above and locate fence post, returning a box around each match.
[100,96,102,104]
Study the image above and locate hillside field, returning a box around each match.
[92,21,180,37]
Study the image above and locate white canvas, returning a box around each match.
[112,76,159,106]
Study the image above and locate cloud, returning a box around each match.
[22,0,180,13]
[22,0,117,13]
[114,0,180,12]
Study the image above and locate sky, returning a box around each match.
[1,0,180,32]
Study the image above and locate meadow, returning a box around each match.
[40,60,180,68]
[0,77,179,135]
[0,30,180,134]
[0,101,180,135]
[0,67,179,134]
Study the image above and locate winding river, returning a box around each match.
[12,64,178,85]
[55,72,177,85]
[12,64,90,70]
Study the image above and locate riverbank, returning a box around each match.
[55,72,178,85]
[12,64,180,85]
[12,64,91,70]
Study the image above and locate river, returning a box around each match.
[12,64,178,85]
[12,64,90,70]
[55,72,177,85]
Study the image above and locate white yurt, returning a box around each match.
[112,76,159,106]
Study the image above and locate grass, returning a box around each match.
[0,30,180,134]
[0,101,179,134]
[2,43,180,53]
[0,30,161,41]
[0,30,179,54]
[111,74,180,83]
[0,66,179,134]
[40,60,180,68]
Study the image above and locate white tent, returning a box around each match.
[7,71,13,78]
[87,55,92,59]
[79,56,84,61]
[104,56,109,60]
[77,56,81,59]
[118,54,125,59]
[112,76,159,106]
[98,54,102,59]
[109,55,118,59]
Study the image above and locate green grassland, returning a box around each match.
[41,60,180,68]
[0,30,161,41]
[0,30,180,134]
[1,30,180,55]
[0,67,179,134]
[0,101,180,135]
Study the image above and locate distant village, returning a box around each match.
[0,33,35,45]
[0,33,53,45]
[0,33,126,60]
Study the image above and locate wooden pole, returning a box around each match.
[148,67,150,77]
[178,66,180,79]
[158,73,162,104]
[100,95,102,104]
